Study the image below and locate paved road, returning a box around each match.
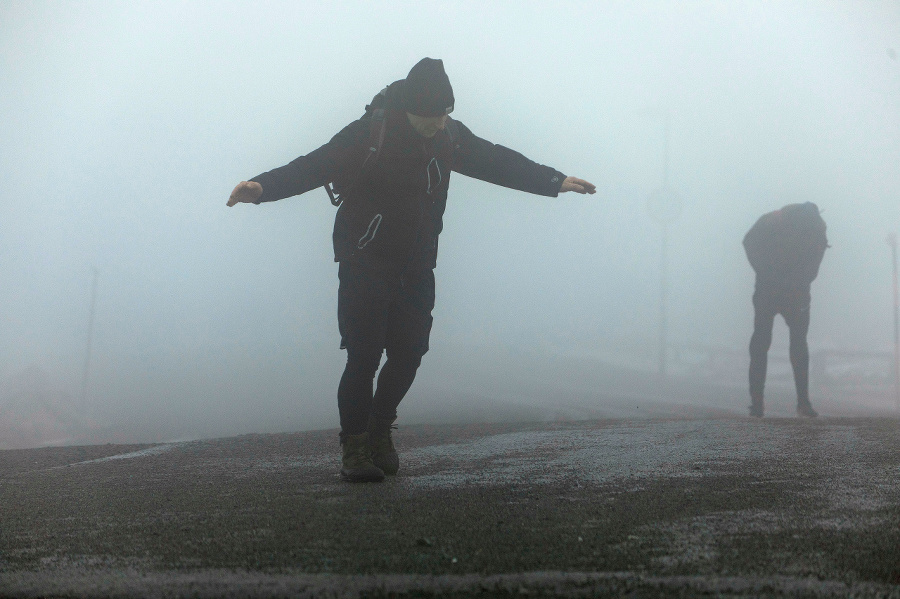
[2,415,899,598]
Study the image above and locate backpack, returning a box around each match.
[744,202,828,281]
[324,88,389,207]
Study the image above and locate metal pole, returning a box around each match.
[660,222,669,377]
[658,111,671,378]
[662,111,670,187]
[645,108,679,379]
[889,234,900,410]
[81,267,99,414]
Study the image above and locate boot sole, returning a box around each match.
[340,468,385,483]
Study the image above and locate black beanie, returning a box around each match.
[402,58,454,117]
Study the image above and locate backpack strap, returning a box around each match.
[359,108,387,174]
[444,116,459,153]
[325,181,340,206]
[326,89,390,207]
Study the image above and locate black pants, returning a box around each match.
[336,257,435,437]
[748,283,811,403]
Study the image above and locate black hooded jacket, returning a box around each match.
[249,81,566,269]
[743,203,828,293]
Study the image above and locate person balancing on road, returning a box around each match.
[743,202,828,418]
[227,58,596,482]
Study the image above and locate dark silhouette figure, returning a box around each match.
[228,58,596,482]
[743,202,828,418]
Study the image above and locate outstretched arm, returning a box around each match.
[451,119,595,197]
[226,118,369,207]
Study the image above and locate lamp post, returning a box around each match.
[646,111,682,378]
[81,267,99,414]
[888,234,899,410]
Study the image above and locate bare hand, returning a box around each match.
[227,181,263,207]
[559,176,596,195]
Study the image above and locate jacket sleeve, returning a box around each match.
[743,213,785,276]
[450,119,566,197]
[742,215,769,275]
[248,118,369,203]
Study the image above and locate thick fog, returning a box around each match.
[2,1,899,447]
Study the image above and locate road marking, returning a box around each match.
[62,444,182,467]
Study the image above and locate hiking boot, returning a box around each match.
[340,432,385,483]
[796,402,819,418]
[748,395,764,418]
[368,417,399,476]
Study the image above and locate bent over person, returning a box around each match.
[743,202,828,418]
[227,58,596,482]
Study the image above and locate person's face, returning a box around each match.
[407,113,449,138]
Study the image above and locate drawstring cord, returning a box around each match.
[426,157,442,194]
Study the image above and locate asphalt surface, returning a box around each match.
[2,415,900,598]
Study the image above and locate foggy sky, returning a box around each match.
[2,0,899,443]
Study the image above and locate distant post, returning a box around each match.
[889,234,900,409]
[81,267,99,414]
[646,111,682,378]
